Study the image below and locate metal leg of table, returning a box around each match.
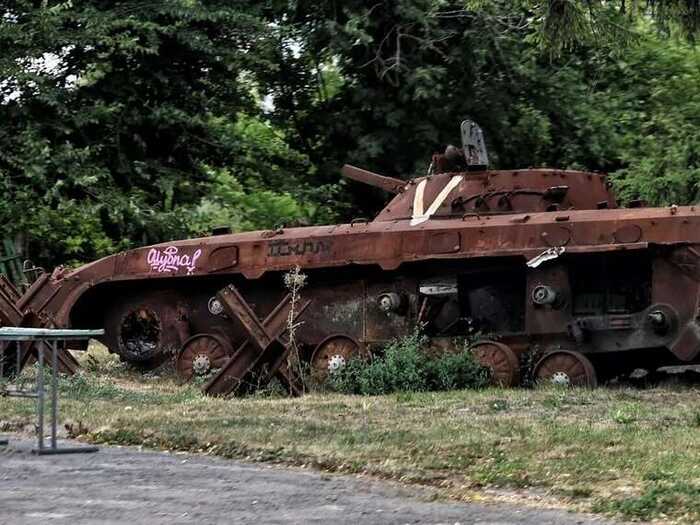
[34,343,45,453]
[51,341,58,450]
[32,340,98,456]
[0,344,11,447]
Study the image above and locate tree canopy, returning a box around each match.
[0,1,336,264]
[2,1,700,264]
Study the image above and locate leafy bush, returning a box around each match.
[424,350,490,391]
[330,330,489,396]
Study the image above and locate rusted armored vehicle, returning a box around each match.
[4,120,700,391]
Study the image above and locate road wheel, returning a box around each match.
[534,350,597,387]
[471,340,520,387]
[176,333,233,381]
[310,335,366,383]
[102,290,190,369]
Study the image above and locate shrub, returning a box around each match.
[425,350,489,391]
[330,330,489,395]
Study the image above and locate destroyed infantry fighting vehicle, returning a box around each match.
[3,120,700,392]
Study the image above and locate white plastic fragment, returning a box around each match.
[526,246,565,268]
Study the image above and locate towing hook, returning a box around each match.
[648,310,669,334]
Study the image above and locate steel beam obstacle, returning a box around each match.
[204,285,311,397]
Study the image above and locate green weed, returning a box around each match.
[330,330,488,395]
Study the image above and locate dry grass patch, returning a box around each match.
[2,349,700,523]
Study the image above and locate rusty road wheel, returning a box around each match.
[471,340,520,387]
[176,333,233,381]
[311,335,366,383]
[534,350,597,387]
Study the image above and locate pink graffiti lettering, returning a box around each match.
[147,246,202,274]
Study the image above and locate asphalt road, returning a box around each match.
[0,437,618,524]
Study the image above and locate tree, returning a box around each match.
[260,1,700,212]
[0,1,335,265]
[3,0,700,266]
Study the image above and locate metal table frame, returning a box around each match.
[0,327,104,455]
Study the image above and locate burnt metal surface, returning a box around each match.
[5,121,700,389]
[471,340,520,387]
[340,165,405,194]
[175,333,234,381]
[534,350,598,387]
[310,334,366,383]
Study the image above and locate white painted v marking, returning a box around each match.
[410,176,463,226]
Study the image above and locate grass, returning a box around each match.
[3,346,700,523]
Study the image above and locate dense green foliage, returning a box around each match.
[271,2,700,211]
[330,331,489,395]
[601,34,700,204]
[0,1,337,264]
[2,1,700,265]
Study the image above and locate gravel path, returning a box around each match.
[0,437,617,524]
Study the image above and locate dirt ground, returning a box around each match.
[0,437,618,525]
